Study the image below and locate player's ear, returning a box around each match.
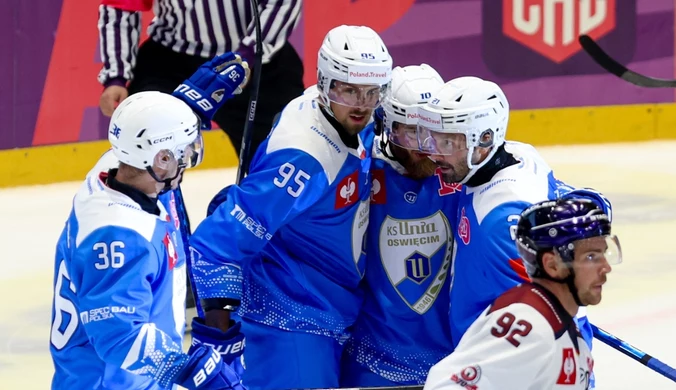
[541,251,562,278]
[152,149,177,179]
[478,129,494,148]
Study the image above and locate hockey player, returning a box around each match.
[189,25,392,390]
[340,64,456,387]
[49,53,249,390]
[417,76,611,386]
[424,198,620,389]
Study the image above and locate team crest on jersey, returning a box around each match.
[458,207,471,245]
[169,192,180,229]
[163,232,178,270]
[379,211,452,314]
[557,348,577,385]
[450,365,481,389]
[371,169,386,204]
[351,199,369,276]
[335,170,359,209]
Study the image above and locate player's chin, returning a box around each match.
[583,288,604,306]
[345,121,368,135]
[409,159,438,179]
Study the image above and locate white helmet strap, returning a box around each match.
[462,143,499,184]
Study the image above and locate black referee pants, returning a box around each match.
[128,38,305,159]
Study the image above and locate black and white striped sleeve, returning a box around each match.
[97,5,142,87]
[240,0,302,63]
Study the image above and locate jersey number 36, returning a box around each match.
[50,242,126,349]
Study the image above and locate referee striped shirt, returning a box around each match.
[97,0,302,86]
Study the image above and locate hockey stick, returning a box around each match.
[235,0,264,184]
[578,35,676,88]
[592,324,676,382]
[314,386,422,390]
[187,0,262,322]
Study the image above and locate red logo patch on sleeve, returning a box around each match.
[556,348,577,385]
[370,169,386,205]
[335,170,359,209]
[436,168,463,196]
[458,207,471,245]
[450,365,481,390]
[163,232,178,270]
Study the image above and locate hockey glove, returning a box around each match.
[173,52,250,130]
[175,344,246,390]
[190,317,245,365]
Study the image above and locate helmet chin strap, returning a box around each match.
[459,144,498,184]
[563,269,585,307]
[146,166,181,195]
[318,94,336,119]
[541,269,584,307]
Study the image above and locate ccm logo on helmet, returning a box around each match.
[152,135,174,144]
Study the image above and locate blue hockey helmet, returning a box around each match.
[516,198,621,278]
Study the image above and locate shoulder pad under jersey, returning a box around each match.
[266,94,353,185]
[73,174,160,247]
[469,141,554,224]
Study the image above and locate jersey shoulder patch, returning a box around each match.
[73,175,160,247]
[86,149,119,179]
[488,284,568,335]
[469,142,554,224]
[266,94,349,185]
[371,135,407,173]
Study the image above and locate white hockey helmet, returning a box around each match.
[383,64,444,150]
[317,25,392,111]
[417,76,509,183]
[108,91,204,172]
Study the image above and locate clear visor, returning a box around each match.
[417,125,468,155]
[386,122,422,151]
[563,235,623,269]
[175,131,204,169]
[327,81,388,109]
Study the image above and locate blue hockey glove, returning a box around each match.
[173,52,249,129]
[175,344,246,390]
[190,317,245,365]
[561,188,613,222]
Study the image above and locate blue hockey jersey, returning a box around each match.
[447,141,590,345]
[190,93,374,340]
[343,140,459,384]
[50,170,189,390]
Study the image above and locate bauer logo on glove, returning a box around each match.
[172,52,250,129]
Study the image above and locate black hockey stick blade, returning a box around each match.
[579,34,676,88]
[236,0,264,184]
